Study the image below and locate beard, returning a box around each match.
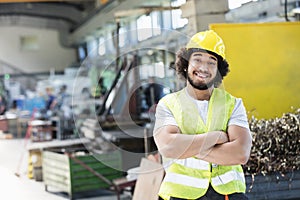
[187,73,216,90]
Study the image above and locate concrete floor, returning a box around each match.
[0,139,132,200]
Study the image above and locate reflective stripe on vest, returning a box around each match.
[164,172,209,188]
[158,88,246,200]
[174,158,210,171]
[211,170,245,186]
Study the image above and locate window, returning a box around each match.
[139,62,165,79]
[87,38,98,57]
[98,36,106,56]
[137,15,153,41]
[171,0,188,29]
[119,27,126,48]
[152,11,162,36]
[78,45,87,61]
[171,0,186,7]
[20,35,39,51]
[136,12,162,41]
[171,9,188,29]
[228,0,258,9]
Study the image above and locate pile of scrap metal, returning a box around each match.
[245,108,300,176]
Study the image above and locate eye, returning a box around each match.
[193,58,201,63]
[208,61,217,66]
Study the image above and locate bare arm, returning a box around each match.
[198,125,252,165]
[154,125,229,159]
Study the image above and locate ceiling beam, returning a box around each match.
[0,3,84,25]
[0,0,94,3]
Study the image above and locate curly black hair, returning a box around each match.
[175,48,230,87]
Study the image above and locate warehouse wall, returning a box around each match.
[211,22,300,119]
[0,26,76,74]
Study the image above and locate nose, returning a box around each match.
[199,63,209,71]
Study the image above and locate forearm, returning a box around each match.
[200,128,252,165]
[154,126,227,159]
[200,141,249,165]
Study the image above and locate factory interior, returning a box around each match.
[0,0,299,199]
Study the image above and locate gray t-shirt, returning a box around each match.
[154,89,249,132]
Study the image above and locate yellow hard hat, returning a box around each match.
[186,30,226,59]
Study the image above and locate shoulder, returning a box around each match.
[223,91,246,112]
[160,92,178,104]
[159,89,185,109]
[233,97,247,115]
[161,90,181,98]
[229,97,249,130]
[160,89,184,101]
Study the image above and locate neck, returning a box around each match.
[186,84,214,101]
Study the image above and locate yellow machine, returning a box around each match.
[211,22,300,119]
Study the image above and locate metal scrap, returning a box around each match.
[244,108,300,176]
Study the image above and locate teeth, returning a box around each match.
[195,71,208,78]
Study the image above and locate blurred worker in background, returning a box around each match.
[56,84,72,119]
[0,95,6,115]
[45,87,56,112]
[56,85,69,109]
[154,30,252,200]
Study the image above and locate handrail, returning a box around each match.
[97,54,137,117]
[0,59,59,80]
[0,59,26,75]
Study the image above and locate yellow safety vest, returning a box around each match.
[158,88,246,200]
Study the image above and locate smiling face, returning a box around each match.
[187,51,218,90]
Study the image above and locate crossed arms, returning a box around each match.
[154,125,252,166]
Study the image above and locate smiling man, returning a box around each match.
[154,30,252,200]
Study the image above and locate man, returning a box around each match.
[45,87,56,111]
[56,85,69,109]
[0,95,6,115]
[153,30,252,200]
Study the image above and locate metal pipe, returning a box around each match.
[285,0,290,21]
